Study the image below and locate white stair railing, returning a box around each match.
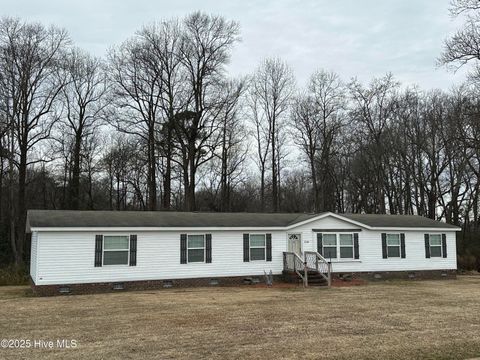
[304,251,332,287]
[283,251,307,287]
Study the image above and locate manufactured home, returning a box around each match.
[26,210,460,295]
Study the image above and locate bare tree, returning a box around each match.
[440,0,480,80]
[61,48,107,209]
[291,94,319,211]
[250,58,295,211]
[140,20,184,210]
[348,74,398,213]
[173,12,240,211]
[311,70,344,211]
[108,33,163,211]
[216,79,248,211]
[0,17,69,265]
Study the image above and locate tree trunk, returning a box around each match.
[162,123,172,210]
[147,126,157,211]
[260,165,265,212]
[15,146,27,266]
[0,150,3,225]
[271,120,278,212]
[186,146,196,211]
[69,130,82,210]
[220,121,228,212]
[309,158,319,212]
[8,127,17,266]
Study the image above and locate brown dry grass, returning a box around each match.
[1,276,480,359]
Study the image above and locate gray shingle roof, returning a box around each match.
[341,213,459,229]
[26,210,459,230]
[26,210,317,228]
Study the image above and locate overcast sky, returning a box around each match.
[2,0,470,90]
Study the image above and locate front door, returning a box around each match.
[287,233,302,256]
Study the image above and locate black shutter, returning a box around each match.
[354,233,359,259]
[180,234,187,264]
[442,234,447,258]
[317,233,323,256]
[205,234,212,263]
[381,233,387,259]
[400,233,406,259]
[129,235,137,266]
[266,233,272,261]
[95,235,103,267]
[424,234,430,258]
[243,233,249,262]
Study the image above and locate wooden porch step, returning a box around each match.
[284,270,329,287]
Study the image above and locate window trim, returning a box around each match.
[249,233,266,262]
[386,233,401,258]
[187,234,206,263]
[428,234,443,258]
[322,233,338,259]
[322,232,357,260]
[339,233,354,259]
[102,234,130,266]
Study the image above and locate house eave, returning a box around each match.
[29,225,461,232]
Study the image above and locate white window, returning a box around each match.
[323,234,337,259]
[386,234,400,258]
[250,234,266,261]
[339,234,354,259]
[188,234,205,263]
[103,236,129,265]
[322,233,356,260]
[429,234,442,257]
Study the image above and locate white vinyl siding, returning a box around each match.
[31,215,458,286]
[30,232,38,283]
[291,216,457,273]
[34,230,284,285]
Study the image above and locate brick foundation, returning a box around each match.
[31,269,456,296]
[333,269,457,281]
[283,269,456,283]
[30,275,284,296]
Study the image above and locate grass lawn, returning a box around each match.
[1,277,480,359]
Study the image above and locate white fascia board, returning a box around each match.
[30,226,459,233]
[366,227,461,232]
[286,212,372,230]
[29,226,287,232]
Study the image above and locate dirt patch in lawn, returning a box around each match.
[1,276,480,359]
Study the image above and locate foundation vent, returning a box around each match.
[58,286,71,294]
[113,283,125,290]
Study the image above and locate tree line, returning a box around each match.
[1,6,480,267]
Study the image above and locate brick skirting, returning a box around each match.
[31,269,456,296]
[334,269,457,281]
[30,274,284,296]
[282,269,456,283]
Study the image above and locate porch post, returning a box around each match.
[304,260,308,287]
